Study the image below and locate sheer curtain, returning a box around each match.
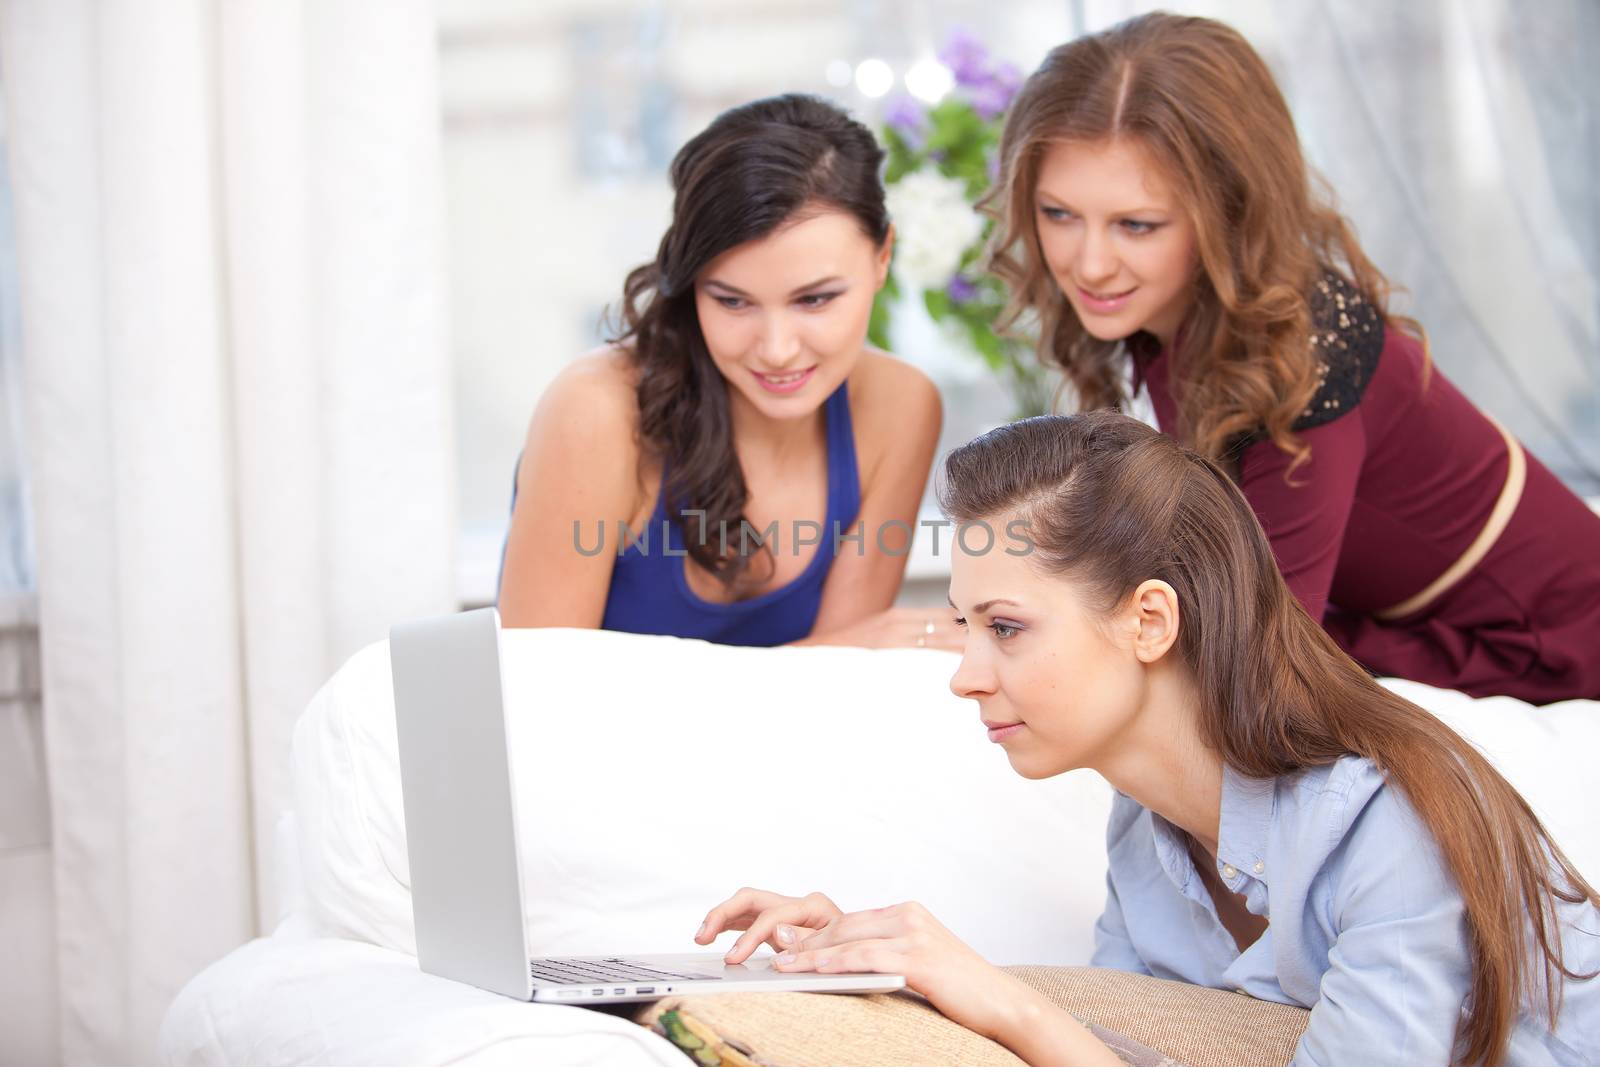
[0,2,457,1063]
[1085,0,1600,493]
[0,86,29,596]
[0,74,52,1064]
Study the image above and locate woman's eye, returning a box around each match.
[714,296,746,310]
[989,621,1018,640]
[952,615,967,628]
[1039,206,1072,223]
[1120,219,1157,235]
[797,292,840,309]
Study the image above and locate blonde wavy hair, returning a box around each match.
[985,12,1424,470]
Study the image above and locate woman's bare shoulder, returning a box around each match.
[529,345,641,443]
[848,349,941,435]
[517,345,652,519]
[847,348,943,485]
[550,344,639,404]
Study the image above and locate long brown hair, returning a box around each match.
[611,94,889,588]
[986,12,1422,470]
[940,411,1597,1067]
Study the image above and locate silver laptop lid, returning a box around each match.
[390,607,532,999]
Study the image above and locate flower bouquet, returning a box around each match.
[869,30,1052,418]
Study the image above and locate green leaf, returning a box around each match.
[868,288,893,349]
[967,320,1007,372]
[884,150,915,186]
[923,288,952,322]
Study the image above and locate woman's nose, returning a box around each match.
[757,314,803,367]
[1075,226,1119,286]
[949,646,995,700]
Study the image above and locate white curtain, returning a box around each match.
[0,2,457,1063]
[0,76,29,596]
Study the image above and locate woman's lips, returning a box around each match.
[1075,284,1136,315]
[983,721,1026,743]
[753,366,816,394]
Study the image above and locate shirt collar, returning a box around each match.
[1148,809,1206,904]
[1146,764,1278,900]
[1217,763,1277,885]
[1126,334,1163,393]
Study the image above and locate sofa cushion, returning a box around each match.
[632,965,1310,1067]
[291,628,1115,964]
[1009,966,1309,1066]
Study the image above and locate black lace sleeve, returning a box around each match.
[1295,272,1384,431]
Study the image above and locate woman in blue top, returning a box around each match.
[498,95,958,650]
[699,412,1599,1066]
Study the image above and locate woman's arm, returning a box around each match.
[1235,412,1366,623]
[698,889,1124,1067]
[797,352,961,649]
[498,351,644,628]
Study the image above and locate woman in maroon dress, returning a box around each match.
[985,13,1600,702]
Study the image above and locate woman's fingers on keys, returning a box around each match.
[723,904,818,964]
[721,893,843,964]
[697,888,784,943]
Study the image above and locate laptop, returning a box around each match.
[388,606,906,1003]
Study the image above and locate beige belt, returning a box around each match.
[1374,416,1526,620]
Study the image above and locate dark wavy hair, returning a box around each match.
[940,412,1598,1067]
[610,93,889,589]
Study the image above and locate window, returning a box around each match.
[0,82,35,598]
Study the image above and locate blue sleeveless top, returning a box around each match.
[495,381,862,647]
[600,381,860,646]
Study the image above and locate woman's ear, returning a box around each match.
[1128,579,1181,664]
[875,225,895,289]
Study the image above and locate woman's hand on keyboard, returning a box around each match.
[766,900,1124,1066]
[695,887,844,965]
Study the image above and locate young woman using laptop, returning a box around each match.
[498,95,959,650]
[698,411,1600,1067]
[982,13,1600,701]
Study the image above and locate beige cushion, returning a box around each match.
[632,966,1309,1067]
[1009,966,1309,1067]
[637,990,1030,1067]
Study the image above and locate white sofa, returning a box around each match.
[160,628,1600,1066]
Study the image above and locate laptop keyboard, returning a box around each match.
[529,957,717,985]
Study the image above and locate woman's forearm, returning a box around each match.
[993,978,1126,1067]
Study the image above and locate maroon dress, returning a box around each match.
[1135,274,1600,703]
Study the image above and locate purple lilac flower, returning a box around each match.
[883,95,926,149]
[937,28,991,88]
[938,29,1023,120]
[964,61,1022,120]
[991,61,1023,108]
[965,82,1005,120]
[947,276,980,304]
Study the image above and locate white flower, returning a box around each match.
[885,170,984,292]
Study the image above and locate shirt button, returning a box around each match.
[1222,864,1238,880]
[1253,860,1265,874]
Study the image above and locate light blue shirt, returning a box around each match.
[1092,756,1599,1065]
